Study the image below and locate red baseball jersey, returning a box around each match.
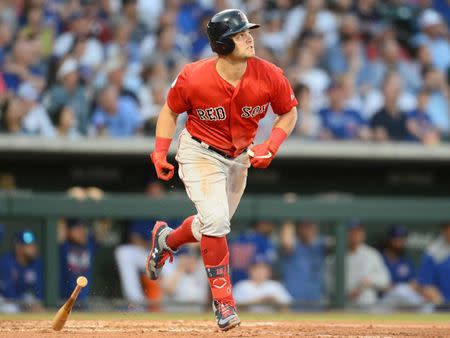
[167,56,297,157]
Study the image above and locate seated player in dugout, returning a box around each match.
[59,219,96,307]
[0,230,44,312]
[146,9,297,331]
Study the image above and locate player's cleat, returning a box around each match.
[212,300,241,331]
[145,221,175,280]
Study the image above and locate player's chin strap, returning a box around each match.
[246,149,272,159]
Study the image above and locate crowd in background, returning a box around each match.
[0,0,449,143]
[1,182,449,313]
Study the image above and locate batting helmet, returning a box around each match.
[207,9,260,55]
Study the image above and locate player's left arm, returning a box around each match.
[273,106,298,134]
[249,106,297,168]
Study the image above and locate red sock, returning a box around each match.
[166,215,198,250]
[201,235,234,305]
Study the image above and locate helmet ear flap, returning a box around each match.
[215,37,235,55]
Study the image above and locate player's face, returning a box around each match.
[231,30,255,59]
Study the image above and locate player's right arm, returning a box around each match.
[151,65,190,181]
[150,103,179,181]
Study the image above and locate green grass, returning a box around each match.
[1,312,449,324]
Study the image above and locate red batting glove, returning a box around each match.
[249,128,287,169]
[151,137,174,181]
[249,141,273,168]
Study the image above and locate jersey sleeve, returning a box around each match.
[270,68,298,115]
[166,65,191,114]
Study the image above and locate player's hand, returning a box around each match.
[248,142,273,168]
[150,151,175,181]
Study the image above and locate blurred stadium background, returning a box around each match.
[0,0,450,318]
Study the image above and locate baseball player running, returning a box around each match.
[146,9,298,331]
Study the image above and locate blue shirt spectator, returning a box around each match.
[325,36,371,87]
[421,65,450,135]
[427,90,450,134]
[433,0,450,27]
[280,221,327,310]
[406,109,434,139]
[0,230,43,302]
[59,219,96,302]
[229,221,276,284]
[91,86,141,137]
[319,82,369,140]
[176,2,204,35]
[414,9,450,71]
[319,107,367,140]
[405,88,441,143]
[417,223,450,304]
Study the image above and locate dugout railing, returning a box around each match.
[1,192,450,309]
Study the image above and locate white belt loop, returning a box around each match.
[200,141,210,149]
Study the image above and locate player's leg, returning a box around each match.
[176,132,240,330]
[226,152,251,219]
[166,215,199,250]
[146,131,221,279]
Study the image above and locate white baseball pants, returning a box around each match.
[176,129,250,239]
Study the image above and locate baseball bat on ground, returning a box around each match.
[52,276,88,331]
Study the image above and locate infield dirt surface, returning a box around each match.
[0,312,449,337]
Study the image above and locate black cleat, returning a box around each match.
[145,221,175,280]
[212,300,241,331]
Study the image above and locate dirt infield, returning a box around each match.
[0,319,449,338]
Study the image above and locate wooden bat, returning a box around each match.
[52,276,88,331]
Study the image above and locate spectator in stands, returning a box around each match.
[371,72,410,141]
[59,219,96,306]
[138,62,170,134]
[120,0,150,44]
[294,83,321,140]
[421,65,450,136]
[0,19,13,67]
[161,244,207,312]
[325,14,371,87]
[49,104,81,139]
[0,98,25,134]
[3,39,45,92]
[234,257,292,313]
[318,82,371,141]
[334,219,390,308]
[43,58,90,134]
[53,10,104,70]
[106,17,139,66]
[142,25,186,73]
[379,225,425,310]
[259,10,288,58]
[102,57,140,104]
[369,38,421,92]
[289,46,330,112]
[0,230,44,312]
[406,89,440,144]
[338,72,381,120]
[413,9,450,72]
[229,220,276,285]
[417,222,450,307]
[281,220,328,310]
[17,82,54,136]
[18,5,54,58]
[90,84,141,137]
